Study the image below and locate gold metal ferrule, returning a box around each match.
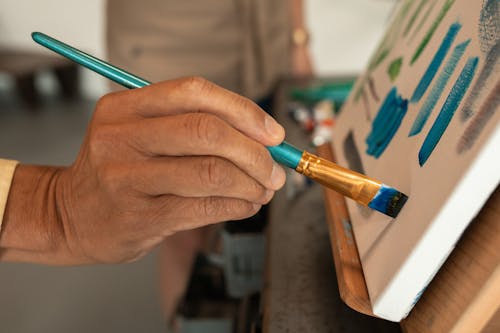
[296,151,381,206]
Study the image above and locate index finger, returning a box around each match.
[114,77,286,146]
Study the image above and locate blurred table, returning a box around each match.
[0,50,78,105]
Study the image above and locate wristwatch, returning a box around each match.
[292,27,310,47]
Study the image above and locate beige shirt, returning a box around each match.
[107,0,291,100]
[0,159,18,231]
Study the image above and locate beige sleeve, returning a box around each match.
[0,159,19,231]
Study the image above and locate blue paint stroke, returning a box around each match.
[366,87,408,158]
[411,22,462,103]
[418,57,479,166]
[409,39,470,136]
[341,218,354,245]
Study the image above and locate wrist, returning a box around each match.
[0,165,73,263]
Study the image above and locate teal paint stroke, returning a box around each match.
[418,57,479,166]
[366,87,408,158]
[409,39,470,136]
[411,22,462,103]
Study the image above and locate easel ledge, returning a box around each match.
[316,143,500,332]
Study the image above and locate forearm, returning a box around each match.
[0,165,79,264]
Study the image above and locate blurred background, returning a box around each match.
[0,0,398,332]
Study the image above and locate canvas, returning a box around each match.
[332,0,499,321]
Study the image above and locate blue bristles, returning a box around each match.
[368,184,408,218]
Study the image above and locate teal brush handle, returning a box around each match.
[32,32,303,169]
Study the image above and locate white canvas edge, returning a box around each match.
[372,124,500,322]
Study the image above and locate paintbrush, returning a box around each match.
[32,32,408,218]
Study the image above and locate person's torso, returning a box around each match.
[107,0,290,99]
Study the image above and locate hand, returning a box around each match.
[1,77,286,264]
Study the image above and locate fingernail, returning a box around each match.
[270,162,286,189]
[265,116,285,140]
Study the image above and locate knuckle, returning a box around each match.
[180,76,212,94]
[200,197,223,219]
[94,94,115,115]
[190,113,224,148]
[200,157,232,189]
[247,146,269,171]
[198,198,258,222]
[231,95,255,116]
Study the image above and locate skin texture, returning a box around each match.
[0,77,286,265]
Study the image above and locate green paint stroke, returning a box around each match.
[404,0,429,37]
[396,0,417,31]
[411,0,455,65]
[356,0,414,105]
[388,57,403,81]
[369,48,390,71]
[354,83,365,103]
[409,0,438,43]
[368,0,414,71]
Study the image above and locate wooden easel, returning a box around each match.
[316,143,500,332]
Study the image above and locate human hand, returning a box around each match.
[1,77,286,264]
